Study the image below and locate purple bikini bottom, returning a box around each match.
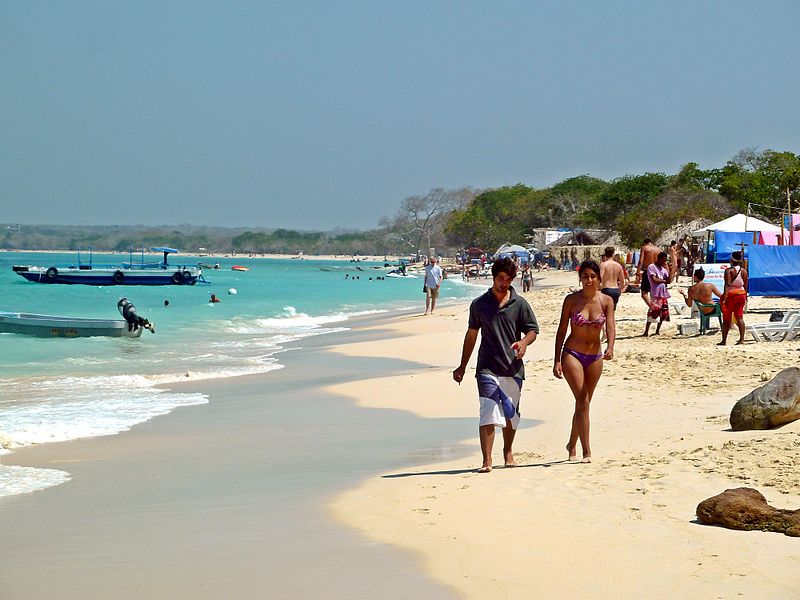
[562,347,603,368]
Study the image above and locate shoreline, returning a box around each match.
[2,271,799,597]
[0,305,471,599]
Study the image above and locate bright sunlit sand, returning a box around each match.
[328,270,800,599]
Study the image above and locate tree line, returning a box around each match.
[3,148,798,256]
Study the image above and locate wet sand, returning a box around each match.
[0,322,466,599]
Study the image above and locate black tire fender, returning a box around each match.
[46,267,58,279]
[182,270,192,282]
[172,271,183,284]
[113,270,125,284]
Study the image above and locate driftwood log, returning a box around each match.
[696,488,800,537]
[730,367,800,431]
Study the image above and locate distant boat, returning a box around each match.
[0,312,145,338]
[231,265,249,271]
[13,247,202,286]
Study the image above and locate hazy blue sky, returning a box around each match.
[3,1,799,230]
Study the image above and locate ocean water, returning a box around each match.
[0,251,475,497]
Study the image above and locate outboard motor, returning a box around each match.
[117,298,155,333]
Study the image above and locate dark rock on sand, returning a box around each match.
[696,487,800,537]
[729,367,800,431]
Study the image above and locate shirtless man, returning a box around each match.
[668,240,680,284]
[679,268,723,314]
[599,246,627,308]
[636,238,660,307]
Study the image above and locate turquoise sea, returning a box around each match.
[0,251,476,496]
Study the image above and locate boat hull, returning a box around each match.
[14,267,200,286]
[0,312,143,338]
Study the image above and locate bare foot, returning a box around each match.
[566,443,578,462]
[477,465,492,473]
[736,340,745,345]
[641,333,649,337]
[717,341,726,346]
[581,456,592,463]
[504,449,516,467]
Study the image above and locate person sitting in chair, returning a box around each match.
[679,268,723,314]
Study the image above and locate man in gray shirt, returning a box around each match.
[452,257,539,472]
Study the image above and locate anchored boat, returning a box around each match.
[12,247,202,286]
[0,299,155,339]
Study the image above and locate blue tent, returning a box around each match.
[748,246,800,298]
[713,231,754,261]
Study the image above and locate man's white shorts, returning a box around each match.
[478,376,521,430]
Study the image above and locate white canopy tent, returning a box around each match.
[691,213,781,236]
[495,243,528,255]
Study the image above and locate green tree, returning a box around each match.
[587,172,668,228]
[444,184,535,250]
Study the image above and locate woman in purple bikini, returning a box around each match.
[553,260,616,463]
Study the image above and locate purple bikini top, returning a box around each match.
[571,309,606,328]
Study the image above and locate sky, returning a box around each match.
[2,1,799,230]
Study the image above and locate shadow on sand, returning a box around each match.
[383,458,582,478]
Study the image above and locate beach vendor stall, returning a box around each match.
[691,213,781,262]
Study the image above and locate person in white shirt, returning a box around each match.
[424,257,444,315]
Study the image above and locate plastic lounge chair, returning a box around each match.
[747,312,800,342]
[693,300,722,334]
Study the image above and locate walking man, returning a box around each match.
[424,257,444,315]
[668,240,680,283]
[643,252,671,336]
[599,246,627,308]
[452,258,539,473]
[636,238,660,307]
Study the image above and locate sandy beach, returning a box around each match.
[2,269,799,599]
[328,271,800,599]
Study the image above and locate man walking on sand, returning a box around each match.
[452,257,539,473]
[643,252,671,337]
[424,257,443,315]
[599,246,627,308]
[668,240,680,284]
[636,238,660,307]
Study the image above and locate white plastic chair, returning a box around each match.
[747,312,800,342]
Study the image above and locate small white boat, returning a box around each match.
[0,311,144,338]
[0,299,155,339]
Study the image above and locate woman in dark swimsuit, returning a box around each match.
[553,260,616,463]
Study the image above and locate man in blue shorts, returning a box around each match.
[452,257,539,473]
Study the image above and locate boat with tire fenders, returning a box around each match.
[12,247,202,286]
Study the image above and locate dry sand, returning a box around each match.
[328,271,800,599]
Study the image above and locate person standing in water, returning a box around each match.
[553,260,615,463]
